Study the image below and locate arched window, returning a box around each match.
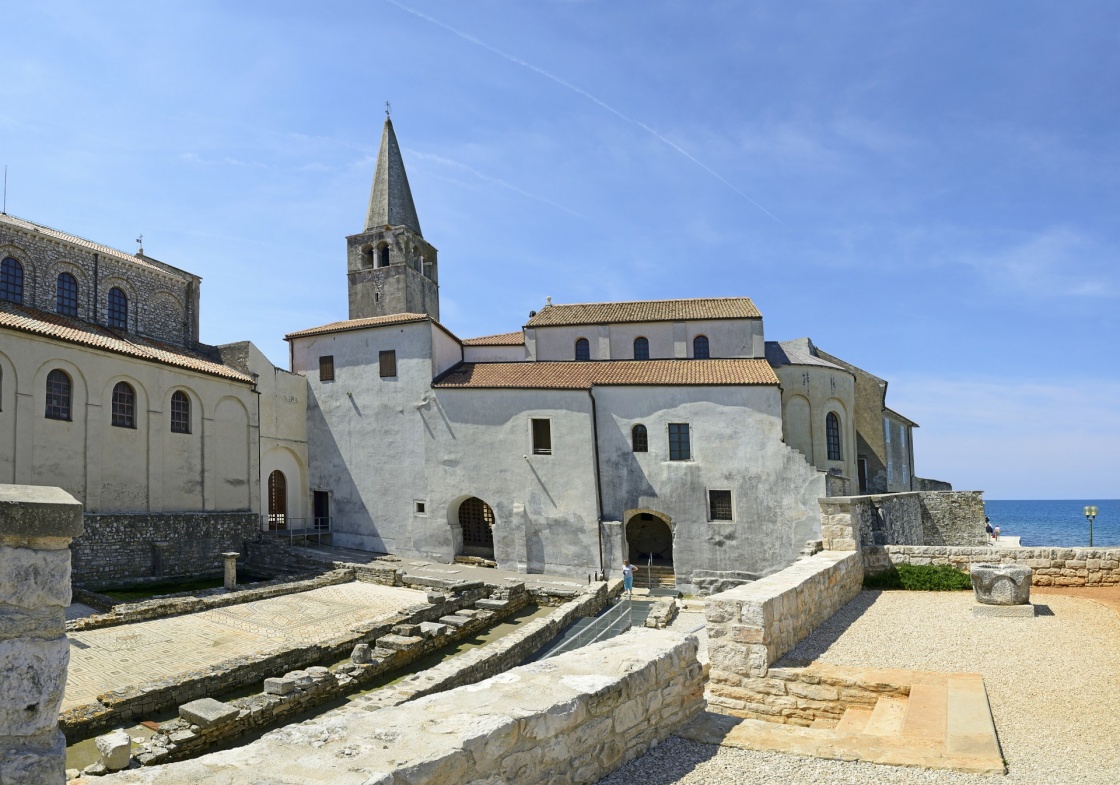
[1,258,24,304]
[267,470,287,530]
[378,245,390,268]
[56,273,78,316]
[632,424,648,453]
[111,381,136,428]
[633,337,649,360]
[575,337,590,361]
[459,496,495,553]
[170,390,191,433]
[693,335,710,359]
[826,412,842,460]
[45,369,71,420]
[107,287,128,329]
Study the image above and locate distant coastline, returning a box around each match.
[984,499,1119,548]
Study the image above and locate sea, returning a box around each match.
[984,499,1120,548]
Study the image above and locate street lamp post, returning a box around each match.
[1083,505,1099,547]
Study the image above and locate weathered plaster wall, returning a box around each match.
[772,363,857,482]
[530,318,764,361]
[70,513,260,586]
[0,334,258,513]
[461,343,527,363]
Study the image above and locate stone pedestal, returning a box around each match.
[222,552,240,590]
[970,563,1032,606]
[0,484,84,785]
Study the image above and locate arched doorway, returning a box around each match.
[625,511,674,589]
[458,497,495,558]
[267,470,287,530]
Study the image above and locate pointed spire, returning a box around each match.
[365,117,422,236]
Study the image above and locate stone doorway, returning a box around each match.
[267,470,287,530]
[458,496,495,559]
[625,511,674,590]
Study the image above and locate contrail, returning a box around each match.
[383,0,782,224]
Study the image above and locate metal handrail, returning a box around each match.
[540,600,632,660]
[647,553,653,590]
[261,516,332,546]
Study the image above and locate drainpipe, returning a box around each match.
[587,387,605,577]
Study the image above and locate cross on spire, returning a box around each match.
[136,233,144,254]
[385,101,391,118]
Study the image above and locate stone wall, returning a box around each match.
[706,551,864,681]
[918,491,986,546]
[0,484,84,785]
[864,545,1120,586]
[93,629,703,785]
[71,513,261,586]
[914,476,953,492]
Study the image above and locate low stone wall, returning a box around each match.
[706,551,863,681]
[71,513,261,586]
[90,629,703,785]
[914,476,952,492]
[918,491,986,546]
[1,484,84,785]
[67,569,356,633]
[865,545,1120,586]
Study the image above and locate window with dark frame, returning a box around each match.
[319,355,334,382]
[379,350,397,378]
[531,418,552,455]
[574,337,590,361]
[709,490,733,521]
[56,273,78,316]
[378,245,390,267]
[826,412,842,460]
[693,335,710,359]
[632,423,648,452]
[170,390,191,433]
[107,287,128,329]
[111,381,136,428]
[668,423,690,460]
[633,336,649,360]
[415,501,426,514]
[1,257,24,304]
[45,369,71,421]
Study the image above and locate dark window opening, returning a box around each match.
[45,369,71,421]
[632,423,648,452]
[709,490,733,521]
[668,423,690,461]
[107,287,128,329]
[1,257,24,304]
[826,412,842,460]
[378,245,390,268]
[532,418,552,455]
[379,349,397,378]
[415,501,426,514]
[111,381,136,428]
[170,390,191,433]
[56,273,78,316]
[319,355,334,382]
[574,337,590,361]
[633,336,649,360]
[459,497,495,553]
[313,490,330,530]
[693,335,709,359]
[268,471,287,530]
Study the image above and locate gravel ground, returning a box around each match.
[600,590,1120,785]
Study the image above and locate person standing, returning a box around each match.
[985,518,994,541]
[622,559,636,597]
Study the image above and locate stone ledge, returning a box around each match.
[0,485,84,540]
[972,603,1036,617]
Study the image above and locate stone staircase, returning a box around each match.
[639,565,676,590]
[686,669,1004,774]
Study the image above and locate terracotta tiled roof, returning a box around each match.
[524,297,762,327]
[0,302,252,382]
[461,331,525,346]
[285,313,432,339]
[0,212,189,279]
[434,359,778,390]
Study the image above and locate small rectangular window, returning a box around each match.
[414,501,427,514]
[379,350,397,378]
[884,417,891,444]
[532,418,552,455]
[709,490,733,521]
[319,355,334,382]
[668,423,690,461]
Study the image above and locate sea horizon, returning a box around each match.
[983,498,1118,548]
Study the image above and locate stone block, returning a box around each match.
[0,485,84,540]
[439,615,472,627]
[179,698,239,728]
[286,670,314,688]
[473,598,510,610]
[351,643,372,664]
[0,636,70,736]
[972,603,1037,618]
[0,546,73,610]
[95,729,132,771]
[375,634,423,651]
[392,624,421,636]
[971,563,1032,605]
[263,677,296,696]
[418,621,449,637]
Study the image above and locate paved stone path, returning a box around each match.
[64,582,424,711]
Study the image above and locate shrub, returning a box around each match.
[863,563,972,591]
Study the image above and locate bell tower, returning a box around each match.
[347,116,439,321]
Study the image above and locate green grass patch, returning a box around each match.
[863,563,972,591]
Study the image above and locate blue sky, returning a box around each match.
[2,1,1117,500]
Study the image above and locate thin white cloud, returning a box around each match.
[381,0,782,224]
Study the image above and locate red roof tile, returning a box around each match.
[462,331,526,346]
[285,313,431,339]
[434,359,778,390]
[525,297,762,327]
